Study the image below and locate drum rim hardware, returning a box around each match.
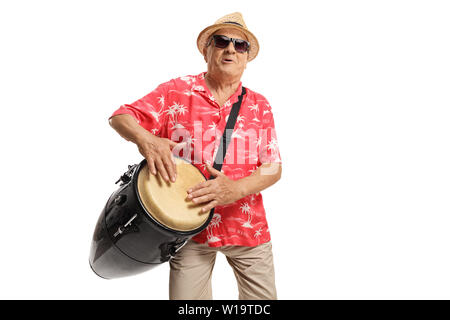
[115,164,138,186]
[113,213,138,238]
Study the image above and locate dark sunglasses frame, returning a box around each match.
[207,35,250,53]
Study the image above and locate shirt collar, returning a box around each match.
[190,72,208,93]
[192,71,244,108]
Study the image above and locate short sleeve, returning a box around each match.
[109,81,171,136]
[259,101,282,165]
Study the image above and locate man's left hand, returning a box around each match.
[186,164,244,213]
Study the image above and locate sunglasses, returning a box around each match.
[207,35,250,53]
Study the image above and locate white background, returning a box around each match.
[0,0,449,299]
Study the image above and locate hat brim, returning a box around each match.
[197,24,259,62]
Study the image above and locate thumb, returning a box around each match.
[206,164,222,177]
[168,140,179,149]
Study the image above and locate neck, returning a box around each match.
[205,71,241,94]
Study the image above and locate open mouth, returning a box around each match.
[222,58,234,63]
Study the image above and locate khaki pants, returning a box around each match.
[169,240,277,300]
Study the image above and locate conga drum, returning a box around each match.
[89,157,213,279]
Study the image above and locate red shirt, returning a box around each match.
[111,72,281,247]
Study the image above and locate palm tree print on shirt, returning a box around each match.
[180,76,196,85]
[225,114,245,124]
[166,101,187,130]
[149,111,161,123]
[177,103,187,116]
[182,89,199,97]
[254,227,263,244]
[249,103,260,122]
[266,138,280,162]
[267,138,278,152]
[240,202,253,228]
[237,115,246,129]
[157,95,165,109]
[262,103,272,116]
[200,159,212,172]
[165,103,178,122]
[206,213,222,243]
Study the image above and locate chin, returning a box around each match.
[219,65,239,73]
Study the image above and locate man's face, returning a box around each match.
[203,28,249,79]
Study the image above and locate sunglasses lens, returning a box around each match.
[212,35,249,53]
[213,35,230,48]
[234,39,249,53]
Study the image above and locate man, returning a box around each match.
[109,12,282,300]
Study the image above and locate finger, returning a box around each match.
[206,164,222,177]
[187,186,214,199]
[187,180,211,194]
[170,153,177,178]
[147,158,157,175]
[168,139,178,149]
[163,154,176,183]
[191,193,215,205]
[155,157,170,182]
[201,200,218,213]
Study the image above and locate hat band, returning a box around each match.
[223,21,243,27]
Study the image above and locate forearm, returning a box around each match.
[235,163,282,198]
[109,114,153,145]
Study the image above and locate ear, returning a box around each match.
[202,47,208,63]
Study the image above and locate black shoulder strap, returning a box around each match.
[211,87,246,176]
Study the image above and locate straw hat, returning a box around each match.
[197,12,260,62]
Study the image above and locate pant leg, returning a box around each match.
[169,240,217,300]
[222,241,277,300]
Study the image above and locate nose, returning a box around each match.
[224,41,236,54]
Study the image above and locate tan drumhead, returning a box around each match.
[137,157,210,231]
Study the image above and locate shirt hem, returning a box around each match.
[191,235,271,248]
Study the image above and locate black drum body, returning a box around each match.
[89,160,213,279]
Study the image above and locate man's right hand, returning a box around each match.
[137,133,178,183]
[109,114,178,183]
